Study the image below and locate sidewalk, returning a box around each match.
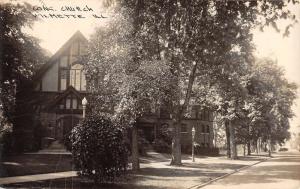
[1,152,270,188]
[130,152,269,189]
[0,171,76,185]
[197,151,300,189]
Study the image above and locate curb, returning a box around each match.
[187,156,271,189]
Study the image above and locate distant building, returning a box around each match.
[32,31,215,152]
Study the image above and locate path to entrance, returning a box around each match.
[198,151,300,189]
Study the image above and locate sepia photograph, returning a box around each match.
[0,0,300,188]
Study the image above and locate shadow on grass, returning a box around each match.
[1,154,73,177]
[3,177,177,189]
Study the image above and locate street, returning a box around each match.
[200,151,300,189]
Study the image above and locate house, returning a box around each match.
[33,31,215,152]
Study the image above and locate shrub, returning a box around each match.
[182,145,219,156]
[70,115,128,183]
[137,130,150,156]
[0,131,13,156]
[152,124,172,153]
[153,138,171,153]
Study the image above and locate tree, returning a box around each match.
[85,11,173,170]
[245,58,297,156]
[103,0,298,164]
[0,2,47,152]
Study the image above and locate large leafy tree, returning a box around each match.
[85,11,173,170]
[0,2,47,151]
[244,58,297,156]
[114,0,298,164]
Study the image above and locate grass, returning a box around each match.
[1,153,73,177]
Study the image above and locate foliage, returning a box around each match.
[0,2,48,152]
[112,0,299,163]
[85,11,174,169]
[243,59,297,146]
[94,0,299,162]
[152,124,172,153]
[137,130,150,156]
[70,114,128,183]
[153,138,171,153]
[0,2,47,120]
[86,11,173,126]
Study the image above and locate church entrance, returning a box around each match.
[56,115,80,142]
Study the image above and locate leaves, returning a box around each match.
[70,115,128,183]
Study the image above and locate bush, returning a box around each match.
[138,130,150,156]
[0,131,13,156]
[152,124,172,153]
[153,138,171,153]
[182,145,219,156]
[70,115,128,183]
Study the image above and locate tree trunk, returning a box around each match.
[225,121,231,158]
[171,121,181,165]
[132,125,139,171]
[253,139,258,154]
[268,135,272,157]
[247,140,251,155]
[243,144,246,156]
[229,121,237,159]
[0,144,3,177]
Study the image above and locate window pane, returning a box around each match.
[66,99,71,109]
[81,72,86,91]
[70,70,76,88]
[206,125,210,133]
[72,98,77,109]
[75,70,81,90]
[60,70,67,90]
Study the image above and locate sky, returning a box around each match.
[253,4,300,134]
[4,0,300,133]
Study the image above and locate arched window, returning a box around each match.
[70,64,86,91]
[60,63,86,91]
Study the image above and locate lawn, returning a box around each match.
[1,153,73,177]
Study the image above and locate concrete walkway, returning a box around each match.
[0,171,76,185]
[198,151,300,189]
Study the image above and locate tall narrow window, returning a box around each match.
[202,125,205,133]
[60,70,67,90]
[66,98,71,109]
[70,69,76,87]
[69,64,86,91]
[206,125,210,133]
[81,71,86,91]
[72,98,78,109]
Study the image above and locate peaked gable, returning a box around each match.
[46,86,84,110]
[34,31,88,82]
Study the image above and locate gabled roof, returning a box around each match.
[33,31,88,82]
[45,86,83,110]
